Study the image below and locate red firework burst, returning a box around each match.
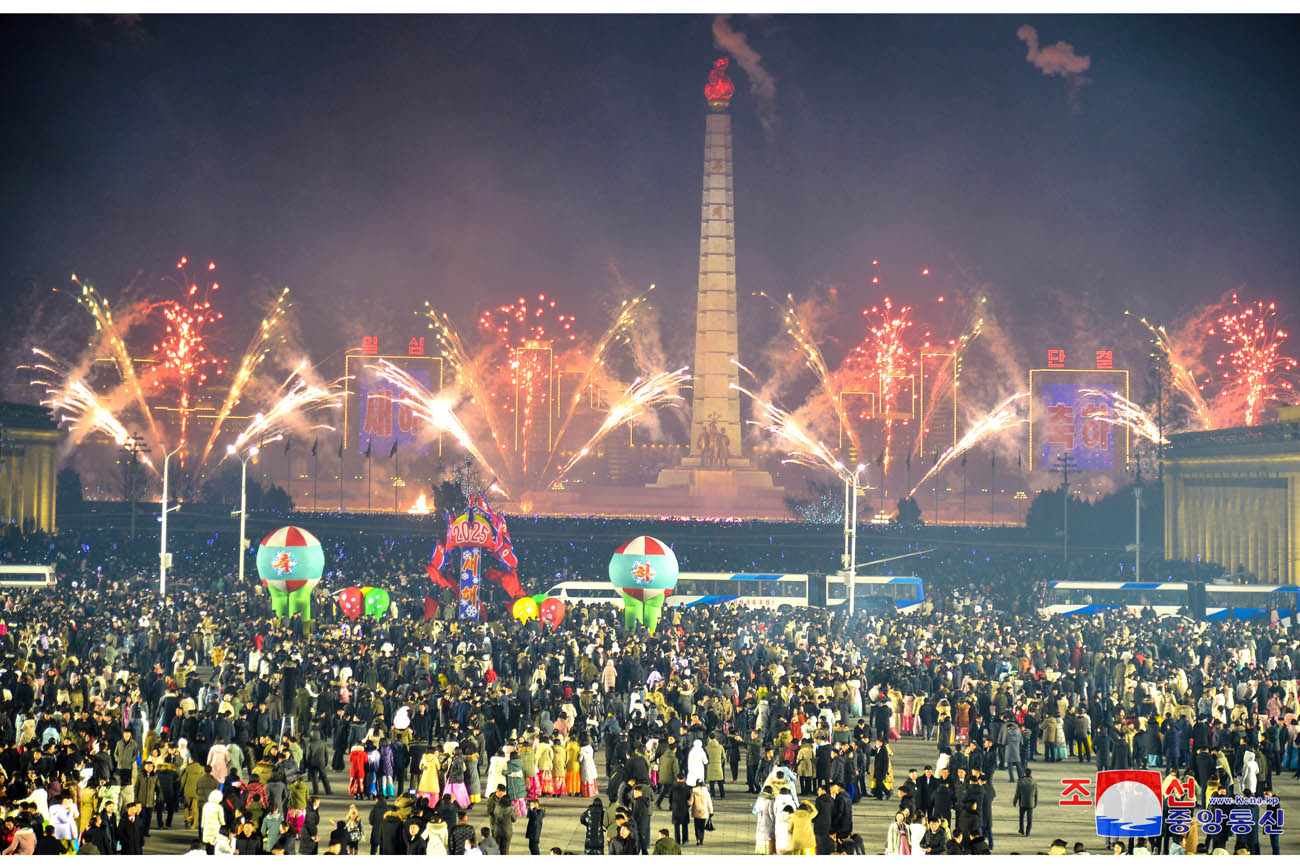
[1209,294,1297,426]
[477,293,580,475]
[150,257,227,461]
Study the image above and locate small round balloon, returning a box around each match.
[539,597,566,628]
[363,588,391,621]
[531,593,548,607]
[338,587,365,621]
[512,596,540,623]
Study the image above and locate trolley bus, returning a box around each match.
[1039,580,1300,620]
[542,570,926,612]
[0,565,56,589]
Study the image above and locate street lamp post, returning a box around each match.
[159,446,182,596]
[837,462,866,617]
[839,465,850,575]
[227,443,259,585]
[121,433,150,541]
[1052,452,1079,566]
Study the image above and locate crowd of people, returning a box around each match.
[0,517,1296,856]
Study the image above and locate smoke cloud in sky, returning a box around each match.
[1016,24,1092,111]
[712,14,778,140]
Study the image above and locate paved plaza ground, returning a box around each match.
[138,734,1300,855]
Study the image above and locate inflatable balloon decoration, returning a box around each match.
[512,596,540,623]
[426,493,523,620]
[336,586,389,622]
[608,536,679,635]
[539,597,566,628]
[338,586,365,621]
[363,587,391,621]
[255,526,325,621]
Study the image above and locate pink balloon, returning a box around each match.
[338,587,365,621]
[539,597,566,628]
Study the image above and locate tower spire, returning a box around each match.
[704,57,734,110]
[689,57,741,461]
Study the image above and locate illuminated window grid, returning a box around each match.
[838,391,876,459]
[343,353,444,454]
[878,373,917,421]
[514,341,554,453]
[919,352,957,460]
[1027,367,1130,471]
[554,369,632,447]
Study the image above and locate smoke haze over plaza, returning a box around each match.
[2,15,1298,383]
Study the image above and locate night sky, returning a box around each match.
[3,14,1299,395]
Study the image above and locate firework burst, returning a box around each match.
[846,297,915,473]
[150,258,227,463]
[372,358,511,493]
[197,286,292,468]
[908,392,1027,499]
[1211,295,1297,426]
[756,290,862,459]
[26,349,157,472]
[734,383,850,480]
[1125,310,1214,430]
[227,363,344,456]
[1079,388,1168,445]
[65,277,164,449]
[553,367,690,482]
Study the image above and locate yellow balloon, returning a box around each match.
[513,596,540,623]
[360,586,375,595]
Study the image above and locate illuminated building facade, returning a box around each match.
[919,351,957,460]
[1164,420,1300,585]
[0,402,60,533]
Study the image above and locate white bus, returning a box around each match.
[1039,580,1300,621]
[542,571,926,613]
[0,565,56,588]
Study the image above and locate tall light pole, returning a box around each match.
[1129,447,1149,583]
[227,443,259,585]
[1052,452,1079,566]
[159,446,182,596]
[121,433,150,541]
[837,465,868,613]
[838,463,850,576]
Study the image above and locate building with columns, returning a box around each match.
[0,402,61,533]
[1163,415,1300,584]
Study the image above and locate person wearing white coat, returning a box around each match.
[200,789,225,852]
[687,739,709,787]
[752,788,776,854]
[1238,750,1259,797]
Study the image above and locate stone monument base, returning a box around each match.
[503,459,787,520]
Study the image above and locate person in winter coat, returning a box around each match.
[422,814,449,855]
[486,784,517,854]
[524,801,545,855]
[608,822,638,855]
[377,807,406,855]
[1238,750,1259,796]
[200,789,225,853]
[580,797,606,854]
[656,742,680,807]
[885,811,909,855]
[578,739,599,797]
[689,781,714,846]
[50,795,79,842]
[789,800,818,854]
[753,786,776,853]
[686,739,708,786]
[1013,768,1038,836]
[348,743,368,799]
[705,735,726,798]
